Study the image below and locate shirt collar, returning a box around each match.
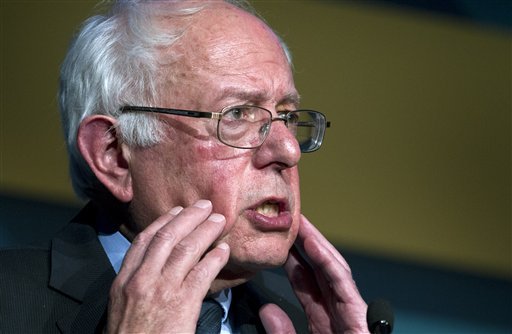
[210,288,232,324]
[98,230,130,274]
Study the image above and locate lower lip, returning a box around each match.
[244,210,293,231]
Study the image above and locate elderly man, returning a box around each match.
[0,0,368,333]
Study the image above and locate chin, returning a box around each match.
[229,247,290,274]
[214,248,289,290]
[221,227,296,275]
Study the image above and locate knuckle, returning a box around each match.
[123,275,148,299]
[109,279,123,298]
[131,231,151,246]
[188,265,211,285]
[153,229,178,244]
[173,240,200,257]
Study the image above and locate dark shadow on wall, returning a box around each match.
[346,0,512,31]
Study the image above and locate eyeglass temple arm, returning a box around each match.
[295,121,331,128]
[120,106,221,119]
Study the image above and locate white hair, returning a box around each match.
[59,0,292,200]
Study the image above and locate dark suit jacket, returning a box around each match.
[0,204,307,333]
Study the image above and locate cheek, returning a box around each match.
[190,143,251,207]
[195,142,255,186]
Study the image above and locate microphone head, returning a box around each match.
[367,299,394,334]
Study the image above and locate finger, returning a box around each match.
[184,242,230,297]
[304,236,364,305]
[304,237,368,332]
[284,245,321,305]
[287,237,354,305]
[259,304,296,334]
[297,214,350,272]
[298,214,347,265]
[287,239,366,332]
[116,205,183,282]
[162,212,226,278]
[138,200,214,275]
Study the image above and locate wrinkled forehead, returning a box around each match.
[143,1,297,111]
[158,3,291,81]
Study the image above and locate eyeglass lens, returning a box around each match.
[218,106,326,152]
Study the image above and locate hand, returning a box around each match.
[105,200,230,333]
[262,214,368,334]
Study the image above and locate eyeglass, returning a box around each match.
[120,105,330,153]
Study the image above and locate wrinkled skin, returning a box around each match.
[77,1,368,333]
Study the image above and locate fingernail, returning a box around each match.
[193,199,211,209]
[208,213,225,223]
[169,206,183,215]
[217,242,229,250]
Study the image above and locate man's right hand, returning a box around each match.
[105,200,230,333]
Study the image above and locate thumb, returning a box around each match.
[259,303,296,334]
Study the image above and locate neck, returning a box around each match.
[208,265,259,295]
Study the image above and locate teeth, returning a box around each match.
[256,202,279,217]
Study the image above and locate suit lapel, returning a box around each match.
[49,204,116,333]
[231,284,265,334]
[232,269,308,334]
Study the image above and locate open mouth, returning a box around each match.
[245,198,293,231]
[255,201,280,217]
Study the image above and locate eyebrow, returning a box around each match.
[216,87,301,108]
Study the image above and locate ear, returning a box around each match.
[77,115,133,202]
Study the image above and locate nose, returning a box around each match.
[252,118,301,169]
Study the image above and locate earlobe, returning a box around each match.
[77,115,133,202]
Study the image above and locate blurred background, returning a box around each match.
[1,0,510,333]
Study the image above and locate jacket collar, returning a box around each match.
[49,203,116,333]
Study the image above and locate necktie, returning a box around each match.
[196,298,224,334]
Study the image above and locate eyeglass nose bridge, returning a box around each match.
[271,114,289,125]
[258,114,288,141]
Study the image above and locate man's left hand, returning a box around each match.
[260,214,369,334]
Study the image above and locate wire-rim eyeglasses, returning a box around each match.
[120,105,330,153]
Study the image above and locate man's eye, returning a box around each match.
[286,112,299,123]
[230,108,244,119]
[226,107,254,121]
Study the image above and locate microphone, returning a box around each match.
[366,299,394,334]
